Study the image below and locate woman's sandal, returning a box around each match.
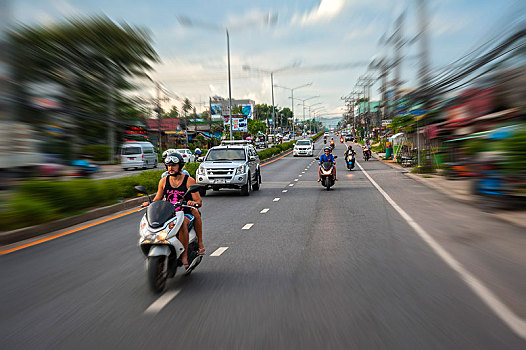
[198,247,206,256]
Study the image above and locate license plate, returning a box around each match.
[129,157,135,160]
[214,179,226,184]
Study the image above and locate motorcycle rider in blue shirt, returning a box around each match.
[318,146,338,182]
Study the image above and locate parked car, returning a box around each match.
[120,141,158,170]
[174,149,196,163]
[293,139,314,157]
[196,144,261,196]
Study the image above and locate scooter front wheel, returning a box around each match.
[147,256,168,293]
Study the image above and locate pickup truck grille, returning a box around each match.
[207,168,235,177]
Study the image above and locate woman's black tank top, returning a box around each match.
[163,174,189,207]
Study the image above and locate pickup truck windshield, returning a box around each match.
[206,149,246,161]
[296,141,311,146]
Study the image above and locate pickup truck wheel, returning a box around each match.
[241,175,251,196]
[252,171,261,191]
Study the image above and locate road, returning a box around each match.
[1,137,525,349]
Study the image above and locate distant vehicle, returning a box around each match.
[174,148,196,163]
[283,134,290,141]
[121,141,158,170]
[345,134,353,141]
[196,144,261,196]
[293,139,314,157]
[70,158,99,178]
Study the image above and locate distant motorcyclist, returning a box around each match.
[318,146,338,182]
[345,144,356,158]
[330,138,335,149]
[363,141,372,160]
[194,147,202,158]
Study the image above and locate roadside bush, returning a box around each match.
[311,131,325,141]
[183,162,200,178]
[0,194,60,231]
[81,145,111,162]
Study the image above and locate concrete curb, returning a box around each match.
[0,196,145,246]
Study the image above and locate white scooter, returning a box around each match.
[135,185,203,293]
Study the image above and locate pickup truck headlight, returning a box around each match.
[235,165,246,175]
[197,166,206,175]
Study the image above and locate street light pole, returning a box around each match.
[274,83,312,140]
[226,29,233,141]
[271,72,275,135]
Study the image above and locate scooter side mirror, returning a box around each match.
[135,185,152,203]
[334,156,338,159]
[184,184,202,199]
[315,157,320,160]
[134,185,147,195]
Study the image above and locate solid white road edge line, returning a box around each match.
[242,223,254,230]
[260,208,270,213]
[210,247,229,256]
[356,161,526,340]
[145,289,181,315]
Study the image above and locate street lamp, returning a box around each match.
[293,95,319,123]
[274,82,312,139]
[178,14,276,140]
[242,62,299,135]
[306,102,322,133]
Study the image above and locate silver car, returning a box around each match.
[196,145,261,196]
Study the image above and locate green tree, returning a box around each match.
[164,105,178,118]
[182,98,193,117]
[248,119,266,135]
[9,15,159,146]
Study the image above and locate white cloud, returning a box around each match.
[51,0,81,17]
[292,0,346,26]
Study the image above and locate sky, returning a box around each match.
[8,0,525,120]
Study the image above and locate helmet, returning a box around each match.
[164,152,184,169]
[347,145,353,150]
[162,149,177,160]
[194,148,202,155]
[324,146,331,152]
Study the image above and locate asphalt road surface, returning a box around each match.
[1,138,525,349]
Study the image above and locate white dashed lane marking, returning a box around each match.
[282,190,288,193]
[145,289,181,315]
[294,179,299,181]
[288,184,294,187]
[273,198,280,202]
[242,223,254,230]
[260,208,270,213]
[210,246,229,256]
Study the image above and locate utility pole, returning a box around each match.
[393,12,404,119]
[154,82,170,151]
[416,0,430,170]
[107,64,116,163]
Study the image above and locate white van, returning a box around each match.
[120,142,158,170]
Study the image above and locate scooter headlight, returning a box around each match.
[155,230,168,242]
[139,217,150,238]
